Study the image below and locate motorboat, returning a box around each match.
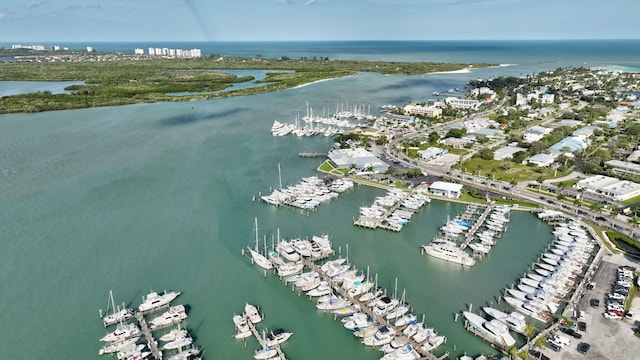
[277,262,304,278]
[100,322,141,343]
[276,240,301,262]
[394,313,417,328]
[245,303,262,324]
[161,333,193,350]
[116,344,146,360]
[265,328,293,347]
[372,295,399,316]
[362,325,396,346]
[386,302,410,320]
[482,307,527,335]
[150,305,187,329]
[159,328,188,342]
[166,347,201,360]
[307,281,332,297]
[381,344,420,360]
[138,290,181,313]
[420,335,445,352]
[98,337,140,355]
[232,314,252,339]
[422,239,475,267]
[462,311,515,348]
[343,312,373,331]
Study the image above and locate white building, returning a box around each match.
[527,153,556,167]
[494,146,526,161]
[403,104,442,118]
[417,147,447,160]
[148,48,156,56]
[444,97,481,110]
[574,175,640,202]
[428,181,463,198]
[134,48,144,55]
[605,160,640,177]
[522,125,551,143]
[327,148,389,173]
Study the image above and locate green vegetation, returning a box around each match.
[606,231,640,254]
[622,194,640,206]
[460,158,570,182]
[0,56,495,114]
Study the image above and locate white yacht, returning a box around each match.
[232,314,252,339]
[161,333,193,350]
[462,311,515,348]
[381,344,420,360]
[276,240,301,262]
[276,262,304,278]
[102,290,134,327]
[482,307,527,335]
[100,322,141,343]
[245,303,262,324]
[149,305,187,329]
[343,312,373,331]
[159,328,188,342]
[265,329,293,347]
[138,290,181,313]
[422,240,475,267]
[98,337,140,355]
[362,325,396,346]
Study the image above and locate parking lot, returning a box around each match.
[540,258,639,359]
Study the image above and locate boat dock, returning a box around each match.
[460,204,494,250]
[135,312,162,360]
[245,317,287,360]
[299,152,327,158]
[302,259,448,360]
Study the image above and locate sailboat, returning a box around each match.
[101,290,134,327]
[248,218,273,270]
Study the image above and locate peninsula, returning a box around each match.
[0,49,494,114]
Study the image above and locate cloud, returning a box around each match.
[26,0,48,7]
[277,0,316,5]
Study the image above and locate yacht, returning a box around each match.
[138,290,181,313]
[149,305,187,329]
[265,328,293,347]
[232,314,252,339]
[116,344,146,360]
[102,291,135,327]
[307,281,332,297]
[277,262,304,278]
[462,311,515,348]
[245,303,262,324]
[362,325,396,346]
[98,337,140,355]
[343,312,374,331]
[162,333,193,350]
[372,295,399,316]
[394,313,417,327]
[253,346,277,360]
[276,241,301,262]
[100,322,141,343]
[167,348,201,360]
[381,344,420,360]
[422,240,475,267]
[159,328,188,342]
[482,307,527,335]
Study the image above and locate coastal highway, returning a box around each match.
[380,122,639,242]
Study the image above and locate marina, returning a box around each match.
[260,171,354,211]
[99,290,201,360]
[241,231,452,360]
[354,188,431,232]
[3,41,638,360]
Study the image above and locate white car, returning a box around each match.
[604,312,621,320]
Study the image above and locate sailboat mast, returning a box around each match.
[254,217,259,251]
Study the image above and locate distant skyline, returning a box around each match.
[2,0,639,42]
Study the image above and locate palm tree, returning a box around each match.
[536,176,545,191]
[518,350,530,360]
[534,336,547,359]
[506,345,518,359]
[590,202,604,217]
[524,323,536,343]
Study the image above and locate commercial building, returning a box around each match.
[403,104,442,118]
[445,97,481,110]
[494,146,526,161]
[428,181,463,198]
[574,175,640,202]
[327,148,389,173]
[527,153,556,167]
[605,160,640,177]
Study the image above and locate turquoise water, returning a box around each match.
[0,80,84,96]
[0,41,636,359]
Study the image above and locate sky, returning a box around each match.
[2,0,639,42]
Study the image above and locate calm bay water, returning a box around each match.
[1,41,639,359]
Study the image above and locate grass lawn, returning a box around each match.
[462,158,571,183]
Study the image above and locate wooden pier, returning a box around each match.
[245,317,287,360]
[299,152,327,158]
[460,204,494,250]
[135,312,162,360]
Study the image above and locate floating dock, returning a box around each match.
[135,312,162,360]
[245,318,287,360]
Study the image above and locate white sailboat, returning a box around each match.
[101,290,134,327]
[248,218,273,270]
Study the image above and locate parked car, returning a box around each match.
[590,298,600,308]
[577,342,591,354]
[560,326,582,338]
[577,321,587,332]
[528,349,550,360]
[546,339,562,352]
[625,311,634,320]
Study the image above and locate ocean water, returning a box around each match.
[0,41,637,360]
